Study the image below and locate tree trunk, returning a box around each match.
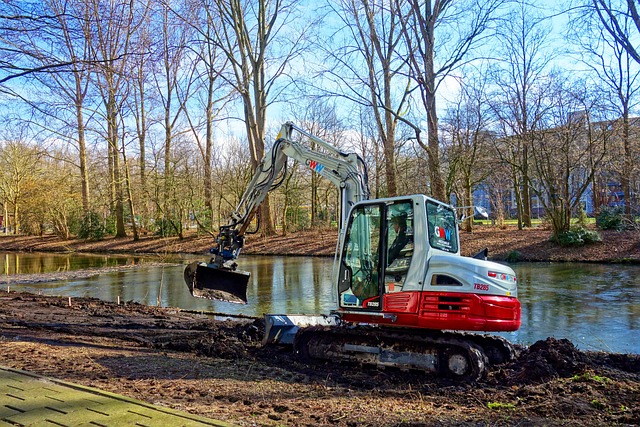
[521,144,532,227]
[136,74,148,229]
[463,180,473,232]
[107,92,126,238]
[622,113,632,216]
[244,92,274,237]
[423,1,449,202]
[12,204,18,235]
[75,94,90,213]
[122,143,139,241]
[204,74,214,220]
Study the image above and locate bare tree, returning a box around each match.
[292,100,346,228]
[0,0,79,88]
[589,0,640,65]
[322,0,411,197]
[571,2,640,216]
[488,1,554,228]
[209,0,308,236]
[441,73,494,232]
[398,0,505,201]
[85,0,149,238]
[0,140,42,234]
[173,0,234,228]
[149,3,197,238]
[211,136,254,227]
[128,5,155,230]
[0,0,94,213]
[531,76,608,239]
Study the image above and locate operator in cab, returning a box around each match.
[388,213,411,265]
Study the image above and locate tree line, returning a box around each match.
[0,0,638,242]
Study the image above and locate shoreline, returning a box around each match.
[1,225,639,264]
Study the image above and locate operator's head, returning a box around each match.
[391,213,407,232]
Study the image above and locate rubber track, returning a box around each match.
[293,325,498,381]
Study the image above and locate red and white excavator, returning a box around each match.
[184,122,521,380]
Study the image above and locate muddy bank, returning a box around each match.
[1,225,639,263]
[0,292,638,426]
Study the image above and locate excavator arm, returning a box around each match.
[184,122,369,303]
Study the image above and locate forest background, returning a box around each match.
[0,0,639,245]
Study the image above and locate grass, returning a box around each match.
[487,402,516,411]
[570,372,610,384]
[474,217,598,226]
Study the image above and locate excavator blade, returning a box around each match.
[183,261,249,304]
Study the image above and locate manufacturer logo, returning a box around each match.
[434,226,451,240]
[307,160,325,173]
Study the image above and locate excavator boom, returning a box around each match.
[184,122,369,302]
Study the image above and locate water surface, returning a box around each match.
[2,251,638,354]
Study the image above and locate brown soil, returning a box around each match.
[0,227,639,426]
[0,292,638,427]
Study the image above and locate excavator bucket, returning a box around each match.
[183,261,249,304]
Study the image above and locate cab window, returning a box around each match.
[426,201,458,253]
[338,205,382,305]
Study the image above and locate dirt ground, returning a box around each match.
[0,226,639,426]
[0,292,637,427]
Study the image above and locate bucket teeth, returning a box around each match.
[184,261,249,304]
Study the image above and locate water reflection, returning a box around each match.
[1,251,170,275]
[2,251,638,354]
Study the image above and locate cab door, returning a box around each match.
[337,200,416,311]
[337,204,383,310]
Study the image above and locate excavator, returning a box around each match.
[184,122,521,380]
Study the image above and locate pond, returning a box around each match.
[2,251,638,354]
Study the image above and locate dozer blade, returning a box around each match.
[184,261,249,304]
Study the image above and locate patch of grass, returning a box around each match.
[590,399,608,410]
[570,372,610,384]
[487,402,516,411]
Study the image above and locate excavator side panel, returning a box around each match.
[339,291,521,332]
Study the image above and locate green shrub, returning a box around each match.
[104,214,116,235]
[576,204,589,227]
[554,226,601,246]
[505,250,522,263]
[154,218,180,237]
[596,205,624,231]
[77,211,106,240]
